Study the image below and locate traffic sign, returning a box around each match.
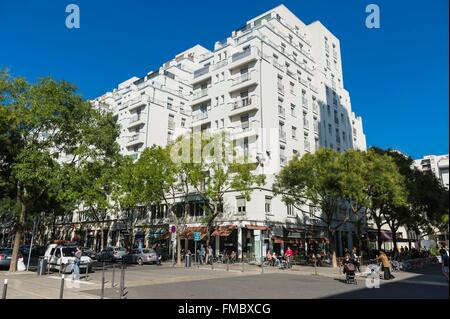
[193,232,201,241]
[170,225,177,233]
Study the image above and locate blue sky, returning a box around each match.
[0,0,448,159]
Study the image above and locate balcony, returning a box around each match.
[212,59,228,71]
[229,96,258,117]
[192,112,209,122]
[286,68,295,79]
[231,120,260,140]
[302,97,308,108]
[229,47,258,69]
[280,155,287,166]
[278,106,286,118]
[303,119,309,130]
[168,120,176,130]
[304,140,311,152]
[231,72,251,86]
[192,89,210,103]
[193,65,210,79]
[272,59,284,71]
[314,122,319,134]
[312,103,319,114]
[128,114,145,129]
[128,95,148,111]
[229,72,257,93]
[277,84,285,95]
[127,134,144,147]
[279,130,287,142]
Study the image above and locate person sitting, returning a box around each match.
[266,250,272,265]
[342,254,355,275]
[229,250,236,263]
[272,252,280,267]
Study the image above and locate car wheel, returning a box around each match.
[137,258,143,266]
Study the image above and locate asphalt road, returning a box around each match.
[81,264,448,299]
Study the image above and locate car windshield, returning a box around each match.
[142,249,153,254]
[61,247,77,257]
[115,247,126,252]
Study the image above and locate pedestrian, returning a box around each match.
[72,245,82,280]
[351,247,361,272]
[155,243,162,266]
[285,246,293,268]
[439,244,449,280]
[377,251,394,280]
[207,245,213,264]
[199,244,206,265]
[266,250,272,266]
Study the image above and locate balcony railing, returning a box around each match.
[273,59,284,70]
[309,83,318,93]
[128,134,140,143]
[312,103,319,114]
[129,114,142,124]
[279,131,286,141]
[232,49,251,63]
[192,112,208,122]
[280,155,287,165]
[168,120,175,130]
[278,106,285,117]
[299,77,308,87]
[304,140,311,152]
[303,119,309,130]
[231,72,251,85]
[213,59,228,71]
[193,89,209,100]
[277,84,285,94]
[286,68,295,78]
[193,65,210,78]
[302,97,308,107]
[232,97,252,110]
[314,122,319,133]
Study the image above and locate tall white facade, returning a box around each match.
[91,5,367,259]
[413,154,449,190]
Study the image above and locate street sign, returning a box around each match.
[193,232,201,241]
[171,232,177,242]
[170,225,177,233]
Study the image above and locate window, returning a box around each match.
[243,137,249,157]
[265,196,272,214]
[181,118,186,128]
[290,82,295,94]
[287,204,294,216]
[215,97,219,107]
[237,197,246,213]
[291,104,296,117]
[327,105,331,116]
[328,124,332,135]
[221,95,225,104]
[292,126,297,139]
[221,118,225,128]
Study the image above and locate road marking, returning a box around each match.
[46,276,96,285]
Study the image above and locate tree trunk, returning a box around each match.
[9,193,27,272]
[329,229,337,268]
[101,226,105,251]
[376,226,383,251]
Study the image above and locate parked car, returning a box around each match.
[81,247,96,260]
[44,244,92,273]
[123,248,157,265]
[0,248,23,270]
[96,247,126,262]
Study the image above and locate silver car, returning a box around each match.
[124,248,157,265]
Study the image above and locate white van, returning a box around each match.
[44,244,92,273]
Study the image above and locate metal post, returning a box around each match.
[59,275,65,299]
[261,257,264,274]
[85,264,89,281]
[119,263,124,299]
[2,279,8,299]
[194,241,197,266]
[314,259,318,276]
[241,257,245,273]
[226,258,229,271]
[211,257,214,270]
[101,262,105,299]
[111,263,115,288]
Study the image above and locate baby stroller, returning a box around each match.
[343,263,357,284]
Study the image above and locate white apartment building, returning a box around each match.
[80,5,367,260]
[413,154,449,190]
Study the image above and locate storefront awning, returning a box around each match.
[155,231,171,241]
[180,226,208,240]
[246,225,269,230]
[211,225,236,237]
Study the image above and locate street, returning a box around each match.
[1,262,447,299]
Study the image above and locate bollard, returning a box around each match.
[211,258,214,270]
[314,260,318,276]
[101,263,105,299]
[59,275,65,299]
[226,258,229,272]
[111,263,115,288]
[2,279,8,300]
[241,257,245,273]
[261,259,264,274]
[85,264,89,281]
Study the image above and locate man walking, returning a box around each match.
[155,243,162,266]
[199,244,205,265]
[285,246,293,268]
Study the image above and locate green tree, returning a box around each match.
[0,71,119,271]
